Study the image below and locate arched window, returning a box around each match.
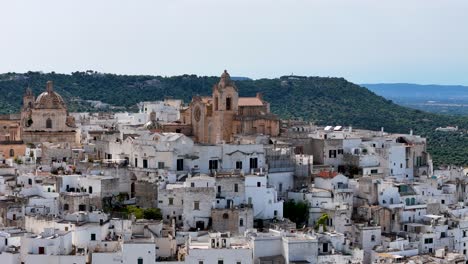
[226,97,232,110]
[46,118,52,129]
[9,149,14,157]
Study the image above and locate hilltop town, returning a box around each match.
[0,71,467,264]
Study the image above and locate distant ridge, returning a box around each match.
[362,83,468,100]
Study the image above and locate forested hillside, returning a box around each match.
[0,71,467,166]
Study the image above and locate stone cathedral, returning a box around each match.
[182,70,280,144]
[21,81,77,146]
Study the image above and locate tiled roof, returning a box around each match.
[238,97,263,106]
[316,171,338,178]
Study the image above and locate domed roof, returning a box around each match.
[35,81,66,109]
[214,70,237,92]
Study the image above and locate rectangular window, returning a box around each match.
[337,149,343,155]
[194,201,200,210]
[191,182,195,187]
[218,260,224,264]
[257,182,261,187]
[249,158,258,169]
[91,233,96,241]
[236,161,242,169]
[177,159,184,171]
[329,150,337,158]
[38,246,45,254]
[424,238,433,244]
[370,169,378,174]
[209,160,218,170]
[199,261,204,264]
[234,183,239,192]
[134,158,138,167]
[143,159,148,168]
[158,162,165,169]
[169,198,174,205]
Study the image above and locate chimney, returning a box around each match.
[410,129,413,136]
[256,92,263,100]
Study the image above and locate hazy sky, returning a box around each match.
[1,0,468,85]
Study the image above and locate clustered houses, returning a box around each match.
[0,72,467,264]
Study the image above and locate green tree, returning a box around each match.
[143,208,162,220]
[284,200,309,227]
[315,213,329,232]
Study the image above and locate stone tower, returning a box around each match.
[211,70,239,143]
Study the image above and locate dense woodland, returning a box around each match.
[0,71,467,166]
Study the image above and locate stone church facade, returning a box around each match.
[183,70,280,144]
[21,81,77,146]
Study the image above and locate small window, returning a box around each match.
[223,213,229,219]
[218,260,224,264]
[191,182,195,187]
[371,235,375,241]
[9,149,14,157]
[64,204,69,211]
[46,118,52,129]
[236,161,242,169]
[257,182,261,187]
[158,162,165,169]
[234,183,239,192]
[217,186,221,193]
[209,160,218,170]
[88,186,93,194]
[194,201,200,210]
[239,218,244,227]
[337,149,343,155]
[143,159,148,168]
[91,233,96,241]
[177,159,184,171]
[134,158,138,167]
[249,158,258,169]
[199,261,204,264]
[138,257,143,264]
[169,198,174,205]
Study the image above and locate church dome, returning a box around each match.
[215,70,237,92]
[35,81,66,109]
